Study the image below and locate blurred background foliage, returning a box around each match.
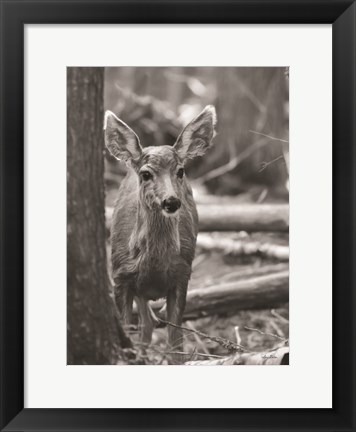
[104,67,289,201]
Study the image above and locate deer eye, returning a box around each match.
[177,168,185,179]
[141,171,153,181]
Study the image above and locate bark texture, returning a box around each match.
[67,67,130,365]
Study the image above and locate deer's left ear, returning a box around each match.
[174,105,217,160]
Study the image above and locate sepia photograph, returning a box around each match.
[1,0,351,425]
[67,66,289,365]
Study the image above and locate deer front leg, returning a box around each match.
[114,283,134,328]
[136,297,159,345]
[166,284,187,364]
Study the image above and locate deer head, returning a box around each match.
[104,105,216,217]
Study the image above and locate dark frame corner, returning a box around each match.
[1,1,355,431]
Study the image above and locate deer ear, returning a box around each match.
[174,105,216,160]
[104,110,142,162]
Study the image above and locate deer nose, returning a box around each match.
[162,197,181,213]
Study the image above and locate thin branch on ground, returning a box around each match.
[249,130,289,143]
[244,326,287,342]
[234,326,242,345]
[185,321,211,355]
[147,346,224,361]
[158,318,247,352]
[271,309,289,323]
[166,351,225,359]
[269,320,285,338]
[189,347,197,361]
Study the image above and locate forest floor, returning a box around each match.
[143,242,288,364]
[105,184,289,364]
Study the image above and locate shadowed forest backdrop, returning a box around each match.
[67,67,289,365]
[104,67,289,198]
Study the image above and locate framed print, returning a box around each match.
[0,0,355,431]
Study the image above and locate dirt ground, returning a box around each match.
[106,185,289,364]
[148,244,289,363]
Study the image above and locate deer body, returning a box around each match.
[104,106,216,363]
[111,161,198,301]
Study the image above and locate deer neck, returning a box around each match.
[129,202,180,260]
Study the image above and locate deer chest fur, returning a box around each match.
[111,195,198,302]
[129,216,186,300]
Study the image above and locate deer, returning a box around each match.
[104,105,216,364]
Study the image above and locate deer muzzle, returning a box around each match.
[162,197,181,214]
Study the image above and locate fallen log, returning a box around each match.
[185,346,289,365]
[137,270,289,321]
[198,204,289,232]
[197,233,289,261]
[182,270,289,319]
[106,204,289,233]
[218,262,289,282]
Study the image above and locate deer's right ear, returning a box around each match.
[104,111,142,162]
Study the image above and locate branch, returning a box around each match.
[244,326,288,342]
[158,318,247,352]
[249,130,289,143]
[259,155,284,172]
[194,138,268,184]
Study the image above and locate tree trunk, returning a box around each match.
[67,67,130,365]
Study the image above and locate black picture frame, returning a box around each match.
[1,1,355,431]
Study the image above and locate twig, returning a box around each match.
[186,321,210,355]
[271,309,289,323]
[256,188,268,203]
[259,155,284,172]
[158,318,247,352]
[269,320,285,338]
[234,326,242,346]
[249,130,289,143]
[189,347,197,361]
[244,326,286,342]
[148,346,224,360]
[194,138,268,184]
[166,351,225,359]
[283,148,290,175]
[192,253,207,270]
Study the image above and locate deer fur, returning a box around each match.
[104,105,216,363]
